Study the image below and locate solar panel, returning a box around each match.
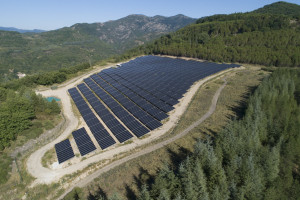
[72,127,96,156]
[68,56,239,149]
[55,139,75,164]
[88,76,162,131]
[77,83,134,143]
[68,87,116,149]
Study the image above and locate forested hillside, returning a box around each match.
[0,85,61,184]
[0,87,60,150]
[0,14,195,82]
[253,1,300,16]
[130,2,300,67]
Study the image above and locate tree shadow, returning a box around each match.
[162,146,193,176]
[202,128,218,138]
[88,185,108,200]
[227,85,258,120]
[133,166,154,190]
[125,184,137,200]
[294,90,300,105]
[166,146,192,169]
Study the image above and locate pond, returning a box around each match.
[45,97,61,102]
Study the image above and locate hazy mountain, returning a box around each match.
[0,26,46,33]
[41,14,196,51]
[0,14,196,81]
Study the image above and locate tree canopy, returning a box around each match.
[129,12,300,67]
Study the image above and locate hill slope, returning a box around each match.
[253,1,300,16]
[131,1,300,67]
[0,14,196,82]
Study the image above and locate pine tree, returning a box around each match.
[138,185,151,200]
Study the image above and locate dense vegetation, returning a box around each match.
[253,1,300,17]
[129,2,300,67]
[0,15,195,83]
[0,85,61,184]
[1,62,91,90]
[0,87,60,150]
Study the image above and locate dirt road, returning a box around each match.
[57,77,228,199]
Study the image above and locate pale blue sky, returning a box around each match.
[0,0,299,30]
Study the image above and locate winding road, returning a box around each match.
[57,77,228,199]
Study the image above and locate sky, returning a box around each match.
[0,0,299,30]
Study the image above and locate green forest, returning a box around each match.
[0,86,60,150]
[1,62,91,90]
[0,85,61,184]
[127,2,300,67]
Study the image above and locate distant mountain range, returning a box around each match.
[0,27,46,33]
[0,14,196,81]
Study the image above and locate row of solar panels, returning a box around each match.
[55,128,96,164]
[101,57,236,104]
[54,56,239,164]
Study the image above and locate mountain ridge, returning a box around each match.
[0,14,196,82]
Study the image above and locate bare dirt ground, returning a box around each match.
[26,58,239,187]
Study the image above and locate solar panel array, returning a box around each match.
[55,139,75,164]
[72,127,96,156]
[77,83,134,143]
[68,87,116,149]
[55,55,239,164]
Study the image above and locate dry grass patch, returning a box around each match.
[41,147,56,168]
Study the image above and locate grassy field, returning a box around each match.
[65,65,267,199]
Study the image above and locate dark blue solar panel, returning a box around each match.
[72,127,96,156]
[68,87,116,149]
[77,83,135,142]
[88,76,162,131]
[70,56,238,144]
[55,139,75,164]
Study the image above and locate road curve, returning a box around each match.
[57,77,228,199]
